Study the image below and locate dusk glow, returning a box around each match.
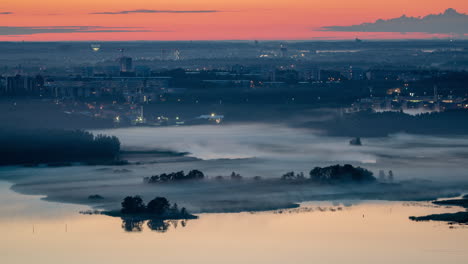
[1,0,467,40]
[1,1,468,264]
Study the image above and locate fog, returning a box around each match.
[1,123,467,213]
[94,124,468,180]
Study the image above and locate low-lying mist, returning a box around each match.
[1,123,467,214]
[93,123,468,180]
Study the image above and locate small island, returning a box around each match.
[143,165,377,185]
[409,196,468,224]
[349,137,362,146]
[103,196,197,221]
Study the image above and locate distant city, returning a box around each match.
[1,40,467,128]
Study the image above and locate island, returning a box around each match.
[144,165,377,185]
[409,196,468,224]
[103,196,197,221]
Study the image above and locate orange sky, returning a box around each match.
[0,0,467,41]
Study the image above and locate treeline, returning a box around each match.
[307,109,468,137]
[282,164,375,183]
[144,170,205,183]
[0,129,120,165]
[144,165,375,185]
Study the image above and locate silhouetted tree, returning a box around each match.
[388,170,394,182]
[378,170,386,182]
[147,197,170,215]
[170,203,179,215]
[0,129,121,165]
[180,207,188,216]
[230,171,243,180]
[144,170,205,183]
[309,164,375,183]
[121,196,146,214]
[187,169,204,179]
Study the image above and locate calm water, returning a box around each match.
[2,124,468,263]
[1,181,468,264]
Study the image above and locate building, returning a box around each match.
[49,76,171,103]
[280,44,288,58]
[2,75,44,96]
[119,57,133,74]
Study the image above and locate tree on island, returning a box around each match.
[147,197,170,215]
[119,196,194,219]
[388,170,394,182]
[170,203,179,215]
[281,171,306,181]
[121,196,146,214]
[144,170,205,183]
[230,171,243,180]
[309,164,376,183]
[180,207,188,216]
[187,170,205,180]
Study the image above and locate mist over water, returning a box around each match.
[0,122,466,216]
[93,124,468,181]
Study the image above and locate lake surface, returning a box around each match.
[2,124,468,263]
[1,181,468,264]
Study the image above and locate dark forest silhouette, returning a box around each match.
[0,129,120,165]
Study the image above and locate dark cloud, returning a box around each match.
[90,9,220,15]
[322,8,468,34]
[0,12,13,15]
[0,26,166,36]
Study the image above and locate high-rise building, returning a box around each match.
[280,44,288,58]
[119,57,133,73]
[119,57,135,77]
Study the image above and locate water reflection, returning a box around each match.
[2,181,468,264]
[121,218,144,232]
[121,218,189,233]
[272,205,344,214]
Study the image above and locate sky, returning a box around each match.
[0,0,467,41]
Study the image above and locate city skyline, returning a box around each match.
[1,1,467,41]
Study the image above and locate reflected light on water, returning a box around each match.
[1,186,468,264]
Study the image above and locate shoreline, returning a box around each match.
[5,174,468,215]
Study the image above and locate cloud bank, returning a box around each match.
[0,12,13,15]
[322,8,468,34]
[90,9,221,15]
[0,26,159,36]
